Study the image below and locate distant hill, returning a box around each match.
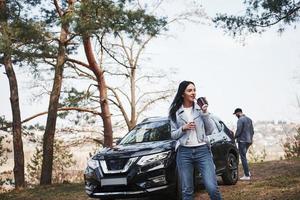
[251,121,298,160]
[1,121,299,173]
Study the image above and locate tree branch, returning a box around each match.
[136,89,172,105]
[135,74,166,83]
[66,57,90,68]
[21,107,102,124]
[95,33,131,69]
[54,0,63,17]
[117,33,134,68]
[133,35,154,68]
[107,87,130,128]
[136,95,170,120]
[67,62,96,81]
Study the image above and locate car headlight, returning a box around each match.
[137,151,170,166]
[87,159,99,169]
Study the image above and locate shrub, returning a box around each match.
[248,146,267,163]
[283,127,300,159]
[26,138,76,185]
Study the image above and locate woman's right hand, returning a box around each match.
[182,121,196,131]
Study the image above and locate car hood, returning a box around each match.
[93,140,175,160]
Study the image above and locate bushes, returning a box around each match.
[283,127,300,159]
[0,134,13,191]
[248,145,267,163]
[26,138,76,185]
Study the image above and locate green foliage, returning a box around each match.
[75,0,167,38]
[0,116,10,131]
[26,138,76,185]
[0,134,12,189]
[0,135,8,166]
[213,0,300,37]
[25,123,45,131]
[62,87,88,107]
[26,146,42,184]
[0,0,56,70]
[283,127,300,159]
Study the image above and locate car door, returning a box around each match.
[208,132,223,171]
[207,117,227,172]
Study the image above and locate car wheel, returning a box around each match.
[221,152,238,185]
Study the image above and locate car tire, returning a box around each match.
[221,152,238,185]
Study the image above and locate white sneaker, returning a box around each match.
[240,175,251,181]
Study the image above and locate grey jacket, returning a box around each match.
[169,103,214,147]
[235,115,254,143]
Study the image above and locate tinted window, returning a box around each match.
[119,121,171,144]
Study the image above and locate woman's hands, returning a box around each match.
[182,121,195,131]
[181,104,209,132]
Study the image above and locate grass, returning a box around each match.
[196,158,300,200]
[0,183,91,200]
[1,159,300,200]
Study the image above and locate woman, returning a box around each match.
[169,81,222,200]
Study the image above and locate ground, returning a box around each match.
[1,159,300,200]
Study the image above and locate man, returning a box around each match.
[233,108,254,181]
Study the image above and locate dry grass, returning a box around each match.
[195,158,300,200]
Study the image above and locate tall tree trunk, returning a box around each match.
[1,0,25,189]
[129,67,136,130]
[40,23,68,185]
[3,56,25,188]
[83,36,113,147]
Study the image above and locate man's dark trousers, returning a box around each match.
[238,142,251,176]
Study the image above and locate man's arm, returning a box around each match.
[235,118,244,139]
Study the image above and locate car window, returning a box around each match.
[119,121,171,145]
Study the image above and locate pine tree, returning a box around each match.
[27,139,76,185]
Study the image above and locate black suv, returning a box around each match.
[84,117,239,200]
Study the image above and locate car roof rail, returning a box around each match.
[141,116,168,123]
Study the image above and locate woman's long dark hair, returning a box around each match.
[169,81,195,122]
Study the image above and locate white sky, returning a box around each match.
[1,0,300,127]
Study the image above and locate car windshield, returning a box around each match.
[119,120,171,145]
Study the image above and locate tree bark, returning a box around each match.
[1,0,25,189]
[82,36,113,147]
[40,9,69,185]
[3,56,25,189]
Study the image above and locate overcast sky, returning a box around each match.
[1,0,300,127]
[146,0,300,125]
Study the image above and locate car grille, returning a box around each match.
[106,158,129,170]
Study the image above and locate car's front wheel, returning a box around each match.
[221,152,238,185]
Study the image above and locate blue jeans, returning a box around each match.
[176,145,222,200]
[238,142,251,176]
